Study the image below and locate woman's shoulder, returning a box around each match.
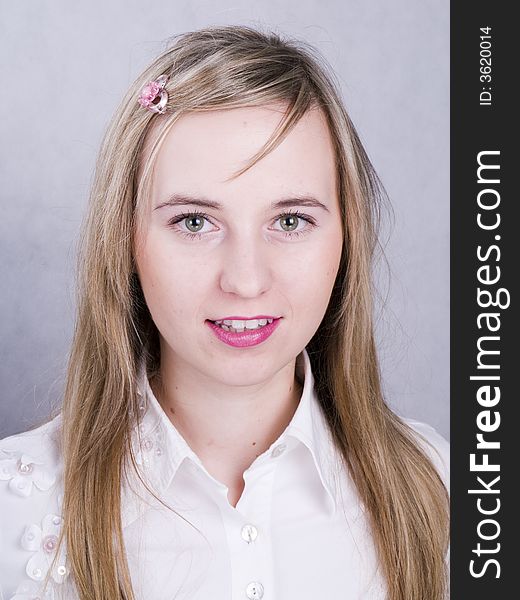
[0,415,67,599]
[400,416,450,493]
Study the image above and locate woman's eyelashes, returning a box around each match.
[166,210,318,241]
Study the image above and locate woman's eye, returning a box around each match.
[167,212,214,239]
[278,214,299,231]
[184,215,206,233]
[273,212,317,238]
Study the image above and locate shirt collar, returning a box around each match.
[130,348,339,514]
[283,348,339,513]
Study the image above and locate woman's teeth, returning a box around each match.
[213,318,274,333]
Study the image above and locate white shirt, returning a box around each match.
[0,349,449,600]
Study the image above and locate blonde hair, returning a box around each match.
[54,25,448,600]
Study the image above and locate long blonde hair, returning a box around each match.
[57,25,449,599]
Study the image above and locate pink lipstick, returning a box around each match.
[206,317,282,348]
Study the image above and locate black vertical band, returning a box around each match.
[451,2,518,596]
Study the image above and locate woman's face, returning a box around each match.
[135,104,343,386]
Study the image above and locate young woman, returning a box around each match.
[0,25,449,600]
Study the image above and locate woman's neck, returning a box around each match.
[150,349,303,495]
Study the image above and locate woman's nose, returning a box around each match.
[218,234,272,298]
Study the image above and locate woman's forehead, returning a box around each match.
[143,105,337,205]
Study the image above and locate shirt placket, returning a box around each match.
[216,442,287,600]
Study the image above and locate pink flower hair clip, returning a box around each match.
[138,74,169,114]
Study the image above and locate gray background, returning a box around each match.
[0,0,449,440]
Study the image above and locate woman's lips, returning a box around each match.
[210,315,278,321]
[206,317,282,348]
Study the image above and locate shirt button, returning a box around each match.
[271,443,286,458]
[241,523,258,543]
[245,581,264,599]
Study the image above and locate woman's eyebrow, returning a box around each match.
[155,193,330,212]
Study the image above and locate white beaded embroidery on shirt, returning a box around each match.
[21,512,68,586]
[0,451,56,497]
